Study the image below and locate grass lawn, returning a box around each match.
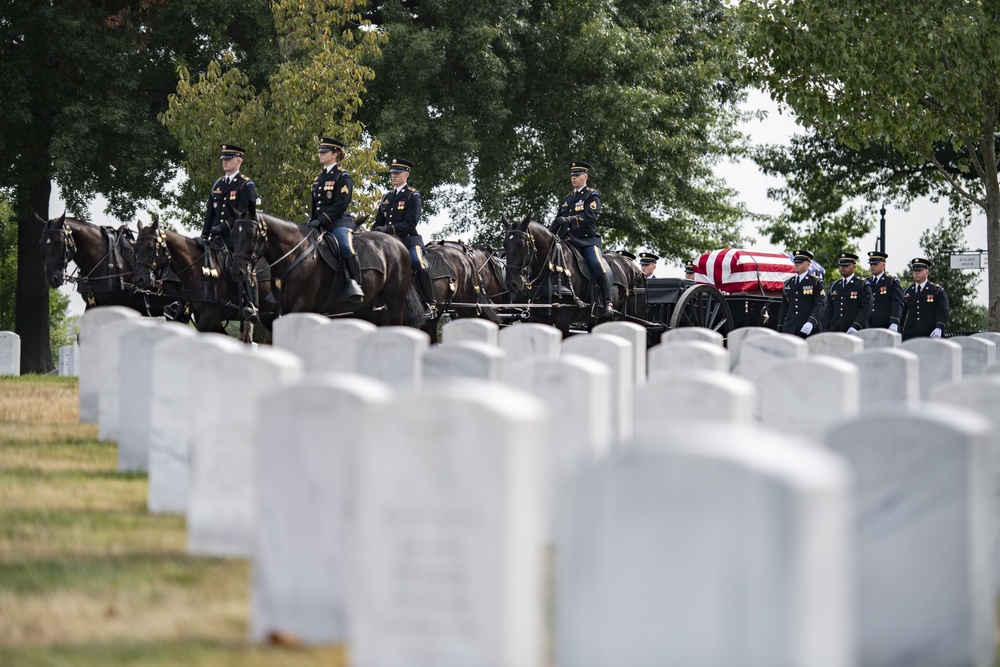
[0,376,345,667]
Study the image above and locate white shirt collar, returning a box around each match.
[871,270,884,280]
[395,185,406,194]
[225,171,239,182]
[916,279,928,289]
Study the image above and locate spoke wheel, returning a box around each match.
[668,284,734,336]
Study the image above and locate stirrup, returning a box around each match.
[163,301,184,321]
[343,280,364,304]
[241,304,261,323]
[424,303,438,319]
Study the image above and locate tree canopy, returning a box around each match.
[358,0,748,259]
[739,0,1000,330]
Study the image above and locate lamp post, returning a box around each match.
[878,205,886,254]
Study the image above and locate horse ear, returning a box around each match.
[519,215,531,230]
[137,220,144,232]
[57,212,66,225]
[150,212,160,229]
[34,212,47,227]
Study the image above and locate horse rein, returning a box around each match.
[41,225,77,285]
[133,228,174,292]
[506,228,558,292]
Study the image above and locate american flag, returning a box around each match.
[692,249,796,293]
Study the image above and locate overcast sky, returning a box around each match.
[55,88,989,315]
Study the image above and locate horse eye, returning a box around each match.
[45,239,50,244]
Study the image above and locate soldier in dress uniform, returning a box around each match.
[777,249,827,338]
[900,257,949,340]
[306,136,363,303]
[684,261,696,281]
[864,250,904,332]
[638,252,658,279]
[824,251,873,333]
[371,157,437,317]
[549,161,613,313]
[201,143,260,321]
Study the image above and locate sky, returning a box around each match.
[55,89,989,316]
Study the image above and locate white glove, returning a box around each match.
[930,328,942,338]
[800,322,813,335]
[847,326,858,334]
[889,323,898,332]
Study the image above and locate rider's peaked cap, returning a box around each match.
[389,158,414,173]
[220,144,246,159]
[319,136,346,152]
[570,161,591,174]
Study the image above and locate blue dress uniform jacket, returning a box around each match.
[777,274,827,336]
[558,187,602,247]
[865,272,905,328]
[824,274,874,332]
[374,185,423,249]
[202,173,257,240]
[900,282,949,340]
[311,166,354,229]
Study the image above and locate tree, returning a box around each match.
[739,1,1000,330]
[160,0,386,225]
[917,213,988,332]
[359,0,747,260]
[0,0,277,371]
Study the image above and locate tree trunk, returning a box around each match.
[988,203,1000,331]
[14,176,53,374]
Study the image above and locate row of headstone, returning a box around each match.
[58,344,78,377]
[0,330,20,376]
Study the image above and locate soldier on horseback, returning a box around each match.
[306,136,364,304]
[200,143,261,322]
[549,161,614,313]
[372,157,437,318]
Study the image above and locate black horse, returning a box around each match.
[503,216,646,335]
[422,241,502,326]
[131,218,274,335]
[37,213,168,316]
[229,212,424,327]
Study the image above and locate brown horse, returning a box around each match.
[131,218,274,334]
[37,213,169,316]
[502,217,646,335]
[229,213,424,327]
[422,241,502,325]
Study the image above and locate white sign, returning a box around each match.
[950,253,983,270]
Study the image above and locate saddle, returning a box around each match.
[424,244,458,282]
[316,232,386,274]
[560,241,624,288]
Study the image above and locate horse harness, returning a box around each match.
[133,228,239,310]
[506,228,587,306]
[44,224,135,306]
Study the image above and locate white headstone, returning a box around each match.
[117,322,195,472]
[423,340,505,381]
[148,333,244,514]
[758,357,859,438]
[806,331,864,358]
[272,312,331,361]
[824,406,995,667]
[78,306,140,423]
[856,328,902,349]
[251,374,392,644]
[972,331,1000,348]
[634,371,757,437]
[441,318,500,346]
[351,383,545,667]
[498,323,562,364]
[355,326,429,388]
[901,338,963,399]
[557,423,853,667]
[647,340,728,378]
[187,346,304,557]
[0,331,20,376]
[659,327,725,346]
[930,378,1000,595]
[951,336,996,376]
[593,321,647,385]
[301,318,376,374]
[57,344,78,377]
[846,348,920,415]
[726,326,778,371]
[732,333,807,385]
[97,318,155,442]
[563,333,634,447]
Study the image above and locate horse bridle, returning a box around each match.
[232,216,269,269]
[506,228,556,293]
[41,225,77,285]
[133,228,173,292]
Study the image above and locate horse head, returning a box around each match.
[38,212,75,288]
[230,214,267,282]
[503,215,551,300]
[131,219,171,291]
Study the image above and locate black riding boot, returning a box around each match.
[416,267,438,318]
[240,279,260,324]
[343,253,364,304]
[598,269,614,313]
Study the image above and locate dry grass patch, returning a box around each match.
[0,377,79,424]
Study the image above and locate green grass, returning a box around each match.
[0,377,345,666]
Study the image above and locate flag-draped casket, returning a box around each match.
[692,249,796,293]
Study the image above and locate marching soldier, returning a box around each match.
[201,143,260,321]
[900,257,949,340]
[550,161,613,313]
[371,157,437,317]
[824,252,873,333]
[306,136,363,303]
[864,250,904,332]
[638,252,658,279]
[777,249,827,338]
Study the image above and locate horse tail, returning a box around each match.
[402,283,428,329]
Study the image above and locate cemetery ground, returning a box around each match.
[0,375,345,666]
